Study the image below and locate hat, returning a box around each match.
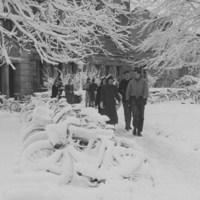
[134,67,142,74]
[106,75,114,83]
[123,70,130,75]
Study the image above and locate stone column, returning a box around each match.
[1,64,10,96]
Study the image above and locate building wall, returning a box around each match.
[0,51,39,97]
[16,51,36,95]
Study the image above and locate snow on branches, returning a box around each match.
[0,0,133,68]
[130,0,200,70]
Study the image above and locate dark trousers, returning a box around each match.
[122,100,131,129]
[130,97,145,132]
[66,93,74,104]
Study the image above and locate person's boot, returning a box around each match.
[137,130,142,137]
[125,125,132,131]
[133,127,137,135]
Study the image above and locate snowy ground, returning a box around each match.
[1,101,200,200]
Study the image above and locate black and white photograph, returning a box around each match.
[0,0,200,199]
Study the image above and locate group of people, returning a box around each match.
[51,67,149,137]
[86,67,149,137]
[51,77,75,104]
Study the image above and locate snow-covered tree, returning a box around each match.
[0,0,132,69]
[130,0,200,71]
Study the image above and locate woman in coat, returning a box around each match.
[100,75,121,125]
[51,78,63,99]
[83,77,91,107]
[65,78,74,104]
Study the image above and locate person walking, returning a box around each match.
[83,77,91,107]
[88,78,98,107]
[118,70,132,131]
[126,68,149,136]
[51,78,63,99]
[95,77,106,114]
[100,75,121,125]
[65,78,74,104]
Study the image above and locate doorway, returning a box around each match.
[9,65,15,97]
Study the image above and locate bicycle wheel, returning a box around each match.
[0,96,8,111]
[22,124,45,142]
[21,140,55,168]
[21,131,48,153]
[190,92,198,103]
[179,93,187,101]
[10,102,21,113]
[157,95,169,103]
[20,109,33,123]
[0,97,5,107]
[19,103,35,121]
[168,94,179,101]
[21,140,74,184]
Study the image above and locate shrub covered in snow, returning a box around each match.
[171,75,199,88]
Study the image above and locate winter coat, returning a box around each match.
[83,82,91,91]
[126,77,149,101]
[89,83,98,101]
[100,84,121,125]
[51,84,59,98]
[51,82,63,98]
[65,84,74,104]
[83,82,91,103]
[118,79,131,102]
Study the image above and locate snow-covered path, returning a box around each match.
[135,134,200,199]
[138,135,200,186]
[117,103,200,200]
[141,103,200,189]
[1,102,200,200]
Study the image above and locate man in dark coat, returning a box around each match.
[118,70,131,131]
[51,78,63,99]
[126,68,149,136]
[100,75,121,125]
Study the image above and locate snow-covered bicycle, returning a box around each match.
[20,116,154,187]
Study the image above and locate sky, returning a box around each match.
[0,99,200,200]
